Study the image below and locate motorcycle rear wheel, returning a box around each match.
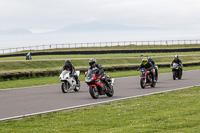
[155,73,158,81]
[74,80,80,92]
[106,85,114,97]
[173,71,176,80]
[61,82,70,93]
[150,81,156,87]
[89,86,99,99]
[140,78,146,89]
[178,70,182,80]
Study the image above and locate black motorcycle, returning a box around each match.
[171,63,182,80]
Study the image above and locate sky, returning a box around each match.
[0,0,200,48]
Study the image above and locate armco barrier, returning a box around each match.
[1,48,200,58]
[1,40,200,54]
[0,62,199,81]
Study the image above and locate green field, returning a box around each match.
[1,51,200,61]
[0,53,200,75]
[1,86,199,132]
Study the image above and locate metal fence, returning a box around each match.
[0,39,200,54]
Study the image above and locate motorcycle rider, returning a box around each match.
[137,58,155,83]
[26,52,32,60]
[89,58,110,89]
[62,59,79,85]
[171,55,183,73]
[148,56,158,78]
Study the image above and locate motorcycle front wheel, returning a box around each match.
[61,82,70,93]
[140,78,146,89]
[89,86,99,99]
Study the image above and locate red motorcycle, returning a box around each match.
[139,68,156,89]
[85,68,114,99]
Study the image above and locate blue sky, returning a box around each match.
[0,0,200,48]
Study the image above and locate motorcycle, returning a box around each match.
[85,68,114,99]
[171,63,182,80]
[26,55,32,60]
[139,68,156,89]
[59,70,80,93]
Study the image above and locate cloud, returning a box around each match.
[0,0,200,33]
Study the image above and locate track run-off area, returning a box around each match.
[0,70,200,121]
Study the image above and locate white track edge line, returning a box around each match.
[1,84,200,121]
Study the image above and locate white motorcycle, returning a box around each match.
[59,70,80,93]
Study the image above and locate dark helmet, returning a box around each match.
[89,58,96,67]
[148,56,152,61]
[65,59,71,66]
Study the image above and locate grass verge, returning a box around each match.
[1,54,200,73]
[1,51,200,61]
[0,86,200,132]
[0,66,199,89]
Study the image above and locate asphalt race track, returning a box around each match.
[0,70,200,121]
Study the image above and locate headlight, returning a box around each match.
[86,77,93,82]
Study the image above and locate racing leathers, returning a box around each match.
[62,63,79,85]
[171,58,182,73]
[90,63,111,89]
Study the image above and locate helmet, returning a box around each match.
[142,58,148,65]
[65,59,71,66]
[174,55,178,60]
[148,56,152,61]
[89,58,96,67]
